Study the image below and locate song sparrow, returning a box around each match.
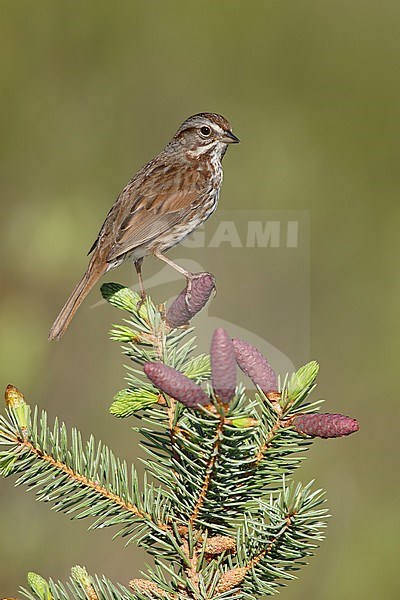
[48,113,239,341]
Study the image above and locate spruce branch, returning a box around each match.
[2,283,359,599]
[101,282,209,420]
[189,408,226,528]
[21,568,138,600]
[231,481,328,598]
[0,399,171,547]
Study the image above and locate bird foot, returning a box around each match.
[136,292,147,311]
[184,272,205,307]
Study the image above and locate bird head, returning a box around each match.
[171,113,240,159]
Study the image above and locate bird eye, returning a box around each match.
[200,126,211,137]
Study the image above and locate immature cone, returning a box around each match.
[5,384,25,409]
[211,328,237,403]
[166,272,216,327]
[215,566,247,594]
[5,384,29,433]
[27,573,51,600]
[129,579,165,596]
[71,566,97,600]
[204,535,236,555]
[232,338,277,394]
[144,362,210,408]
[293,413,360,438]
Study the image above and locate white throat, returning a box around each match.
[187,140,226,160]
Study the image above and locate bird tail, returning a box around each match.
[48,263,106,341]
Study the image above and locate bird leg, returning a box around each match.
[153,251,198,306]
[134,258,147,309]
[153,251,193,279]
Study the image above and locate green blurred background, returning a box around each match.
[1,1,399,597]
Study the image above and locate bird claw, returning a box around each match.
[136,292,147,311]
[183,272,206,307]
[184,279,193,307]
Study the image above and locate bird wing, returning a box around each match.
[100,161,209,263]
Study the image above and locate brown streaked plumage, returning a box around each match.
[48,113,239,341]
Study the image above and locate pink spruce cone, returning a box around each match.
[167,272,216,328]
[293,413,359,439]
[211,328,237,403]
[144,362,210,408]
[232,338,277,394]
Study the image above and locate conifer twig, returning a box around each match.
[16,435,155,524]
[255,412,283,464]
[189,409,226,527]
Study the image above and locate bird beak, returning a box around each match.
[221,130,240,144]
